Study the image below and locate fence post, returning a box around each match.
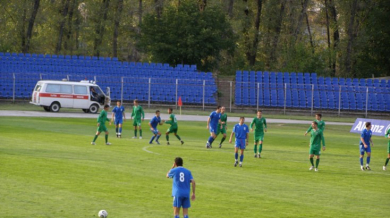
[148,78,151,109]
[94,76,97,83]
[365,87,368,118]
[176,79,178,109]
[203,80,205,111]
[120,77,124,105]
[284,83,287,115]
[67,75,70,81]
[257,83,260,111]
[311,84,314,115]
[40,73,42,80]
[338,86,341,116]
[12,73,15,103]
[229,81,232,113]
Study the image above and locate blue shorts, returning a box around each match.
[173,195,191,208]
[360,144,371,155]
[114,119,123,125]
[235,139,246,150]
[209,125,218,134]
[151,128,159,135]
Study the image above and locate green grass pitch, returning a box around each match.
[0,117,389,217]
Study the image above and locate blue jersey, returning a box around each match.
[149,116,161,129]
[233,123,249,139]
[360,129,372,146]
[209,111,221,128]
[168,167,193,197]
[112,106,125,120]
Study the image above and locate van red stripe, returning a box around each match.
[39,93,89,99]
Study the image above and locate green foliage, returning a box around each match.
[0,116,389,217]
[138,0,236,71]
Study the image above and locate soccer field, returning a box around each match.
[0,117,389,217]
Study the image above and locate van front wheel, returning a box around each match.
[89,104,99,114]
[50,102,61,112]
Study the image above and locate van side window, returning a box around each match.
[60,85,72,94]
[74,85,87,94]
[46,84,60,93]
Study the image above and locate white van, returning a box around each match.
[30,80,110,113]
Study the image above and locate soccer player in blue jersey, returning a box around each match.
[229,117,249,167]
[205,106,222,148]
[111,101,126,138]
[149,110,164,144]
[166,157,196,218]
[360,122,373,171]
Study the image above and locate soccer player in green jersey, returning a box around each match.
[305,113,325,136]
[383,128,390,171]
[217,107,227,148]
[250,110,267,158]
[91,105,111,145]
[166,108,184,145]
[308,121,326,172]
[131,99,145,139]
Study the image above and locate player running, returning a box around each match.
[91,105,111,145]
[166,157,196,218]
[217,107,227,148]
[360,122,373,171]
[165,108,184,145]
[229,117,249,167]
[149,110,164,144]
[111,101,126,138]
[131,99,145,139]
[305,113,325,135]
[308,121,326,172]
[383,128,390,170]
[206,106,222,148]
[250,110,267,158]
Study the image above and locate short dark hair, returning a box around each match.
[366,122,371,127]
[217,105,221,109]
[312,121,318,126]
[156,110,160,114]
[134,99,139,103]
[175,157,183,166]
[104,105,110,109]
[316,113,322,118]
[257,110,262,113]
[168,108,173,112]
[240,116,245,120]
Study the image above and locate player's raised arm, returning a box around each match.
[166,163,176,178]
[191,179,196,201]
[305,125,312,136]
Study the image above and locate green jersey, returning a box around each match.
[97,110,110,125]
[166,113,178,129]
[218,113,227,129]
[307,120,325,133]
[310,129,325,150]
[250,117,267,133]
[131,105,145,119]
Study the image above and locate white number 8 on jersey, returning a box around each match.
[179,172,185,182]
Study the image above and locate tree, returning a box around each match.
[138,0,236,71]
[23,0,41,53]
[56,0,71,54]
[93,0,110,57]
[112,0,124,57]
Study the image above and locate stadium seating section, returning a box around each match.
[235,71,390,112]
[0,52,217,105]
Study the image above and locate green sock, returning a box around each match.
[316,159,320,168]
[259,144,263,153]
[93,135,98,142]
[140,129,142,137]
[254,145,257,153]
[175,135,181,140]
[385,158,389,166]
[220,137,226,144]
[166,135,169,141]
[105,134,108,143]
[310,157,314,166]
[134,129,137,137]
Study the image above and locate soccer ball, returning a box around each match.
[98,210,108,218]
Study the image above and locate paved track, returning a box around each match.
[0,110,353,126]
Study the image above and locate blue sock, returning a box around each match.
[149,136,155,143]
[360,157,363,165]
[184,215,189,218]
[240,154,244,162]
[156,135,161,141]
[235,152,238,160]
[208,136,214,144]
[119,127,122,133]
[116,127,118,133]
[367,156,371,165]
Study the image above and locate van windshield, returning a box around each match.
[90,86,104,95]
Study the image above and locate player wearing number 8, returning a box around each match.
[167,157,196,218]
